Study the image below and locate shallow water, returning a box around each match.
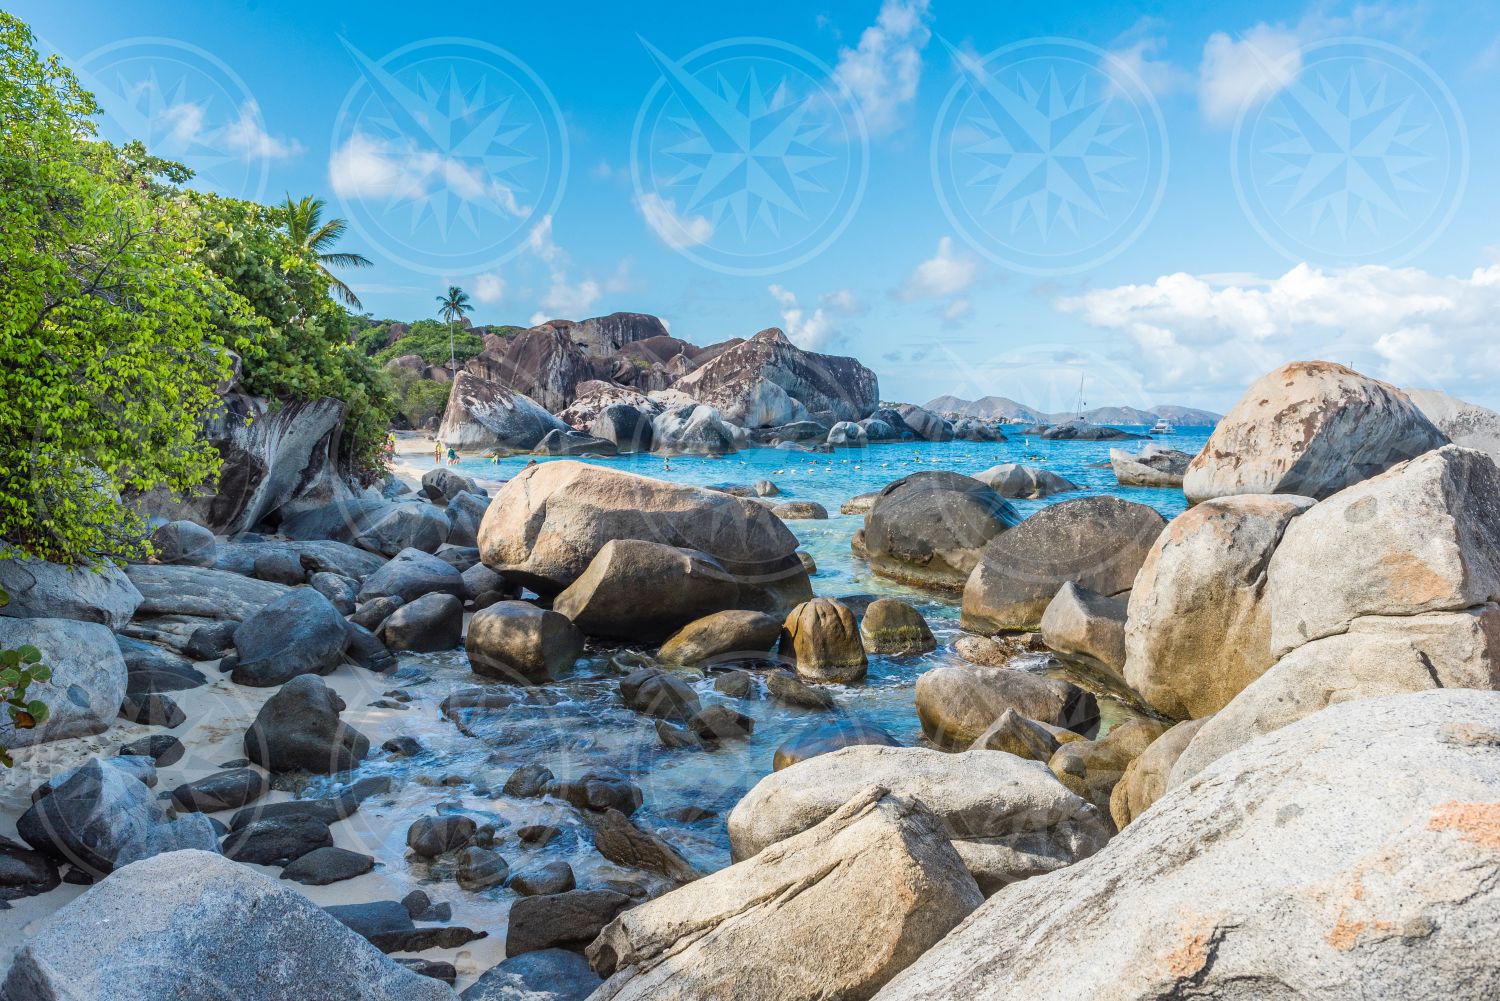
[286,429,1211,949]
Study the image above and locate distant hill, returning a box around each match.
[924,395,1048,422]
[1148,405,1222,425]
[1049,405,1158,425]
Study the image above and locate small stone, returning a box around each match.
[407,815,477,857]
[118,693,185,728]
[280,846,375,885]
[503,764,554,798]
[517,824,562,846]
[117,734,184,767]
[509,860,575,896]
[455,846,509,892]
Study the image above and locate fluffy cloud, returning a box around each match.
[769,285,842,351]
[472,273,506,304]
[1057,263,1500,401]
[1198,23,1303,126]
[329,131,525,215]
[900,236,978,299]
[636,193,713,248]
[820,288,866,316]
[1106,36,1190,98]
[834,0,933,136]
[222,100,302,160]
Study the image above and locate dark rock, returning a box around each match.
[149,520,217,566]
[467,601,584,683]
[455,846,510,891]
[423,466,481,503]
[535,429,618,457]
[591,809,701,884]
[446,491,492,547]
[517,824,561,846]
[228,796,358,832]
[549,769,642,815]
[383,735,424,757]
[688,704,754,742]
[619,668,701,721]
[308,570,357,614]
[244,675,370,774]
[184,619,239,660]
[662,806,717,823]
[356,547,465,605]
[381,592,463,652]
[462,949,602,1001]
[764,669,836,710]
[713,670,754,698]
[590,404,656,453]
[222,814,333,866]
[117,636,208,694]
[504,889,633,956]
[118,734,185,767]
[343,619,396,673]
[171,768,268,813]
[655,719,702,749]
[325,898,487,953]
[503,764,554,798]
[350,594,403,631]
[118,692,186,728]
[0,837,60,900]
[510,860,575,896]
[1040,419,1144,441]
[250,548,307,585]
[863,471,1022,591]
[398,958,458,986]
[230,586,348,687]
[774,501,828,520]
[407,815,478,857]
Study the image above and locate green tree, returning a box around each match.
[0,12,238,563]
[372,319,484,367]
[279,195,372,309]
[435,286,472,372]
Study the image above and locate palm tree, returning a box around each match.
[436,285,472,372]
[280,195,372,309]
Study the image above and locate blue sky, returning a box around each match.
[19,0,1500,411]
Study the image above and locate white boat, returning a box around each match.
[1149,418,1175,435]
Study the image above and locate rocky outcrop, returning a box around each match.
[138,394,353,536]
[961,497,1164,634]
[973,464,1080,499]
[1183,361,1448,504]
[1169,607,1500,788]
[873,690,1500,1001]
[894,404,952,441]
[476,461,809,609]
[124,563,287,620]
[437,370,571,450]
[728,747,1109,894]
[0,558,141,630]
[672,328,879,427]
[465,322,603,413]
[1109,443,1193,487]
[558,381,656,428]
[560,312,670,357]
[555,541,745,642]
[862,472,1021,592]
[279,495,450,556]
[0,618,127,748]
[3,849,453,1001]
[1039,419,1143,441]
[1406,387,1500,462]
[1268,446,1500,659]
[589,787,981,1001]
[650,404,740,454]
[1124,494,1314,719]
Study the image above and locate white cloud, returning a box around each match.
[329,131,526,215]
[526,215,564,264]
[942,297,972,321]
[1106,36,1190,98]
[1198,23,1303,126]
[161,102,206,147]
[820,288,866,316]
[769,285,841,351]
[473,273,506,304]
[222,100,302,160]
[900,236,978,299]
[1057,263,1500,400]
[635,193,713,248]
[834,0,933,136]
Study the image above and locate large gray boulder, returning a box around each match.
[466,602,584,683]
[534,429,617,457]
[0,558,141,630]
[421,466,480,503]
[894,404,952,441]
[1109,443,1193,487]
[650,404,740,454]
[728,746,1109,894]
[961,497,1165,634]
[0,618,127,748]
[1039,582,1127,678]
[279,496,450,557]
[438,370,571,450]
[973,464,1080,499]
[210,540,385,582]
[149,520,218,566]
[476,461,809,608]
[444,491,491,548]
[1170,606,1500,788]
[1183,360,1448,504]
[552,541,743,642]
[230,587,349,687]
[1406,387,1500,462]
[1267,445,1500,660]
[589,787,979,1001]
[862,472,1021,592]
[356,547,465,605]
[380,592,463,653]
[15,759,219,878]
[873,690,1500,1001]
[1124,494,1314,719]
[589,404,656,453]
[670,327,879,427]
[2,849,454,1001]
[125,563,288,620]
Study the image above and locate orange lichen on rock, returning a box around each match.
[1427,800,1500,851]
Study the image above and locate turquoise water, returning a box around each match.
[302,429,1210,902]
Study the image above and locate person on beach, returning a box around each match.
[434,441,442,464]
[447,447,459,466]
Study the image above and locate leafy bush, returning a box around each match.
[0,13,239,563]
[0,587,52,767]
[372,318,484,367]
[390,370,453,427]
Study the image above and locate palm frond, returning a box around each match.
[319,252,373,269]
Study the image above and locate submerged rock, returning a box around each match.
[973,464,1080,499]
[772,718,901,770]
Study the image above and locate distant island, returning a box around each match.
[923,395,1222,426]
